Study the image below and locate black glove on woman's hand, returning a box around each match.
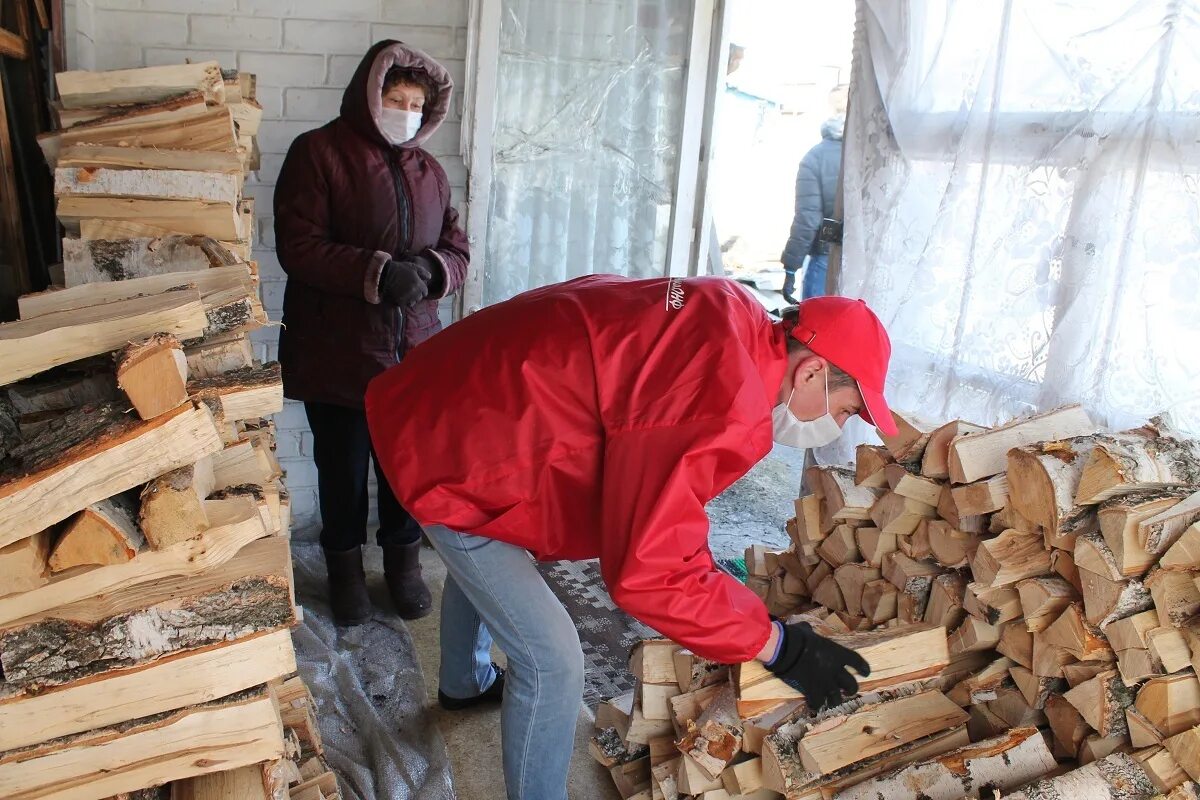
[380,259,432,307]
[764,621,871,712]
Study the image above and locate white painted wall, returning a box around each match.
[65,0,472,532]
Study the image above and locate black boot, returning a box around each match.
[323,546,373,626]
[383,540,433,620]
[439,664,507,711]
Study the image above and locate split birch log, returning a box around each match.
[1065,669,1134,738]
[1144,625,1195,674]
[0,687,285,800]
[1018,576,1079,632]
[1135,672,1200,738]
[926,519,979,568]
[1165,724,1200,780]
[1079,567,1153,629]
[950,474,1009,516]
[1010,665,1065,709]
[854,444,893,488]
[885,465,944,507]
[835,563,881,617]
[880,412,939,467]
[963,582,1022,625]
[139,459,217,549]
[1133,745,1190,793]
[6,369,117,414]
[1001,752,1158,800]
[1043,603,1116,662]
[882,552,942,620]
[60,235,240,289]
[0,536,293,688]
[1140,490,1200,557]
[924,572,966,630]
[1098,488,1196,577]
[0,290,208,385]
[187,363,284,426]
[54,166,241,205]
[869,491,937,535]
[0,529,52,597]
[39,92,212,163]
[116,333,189,420]
[920,420,985,480]
[856,527,897,567]
[1147,569,1200,628]
[818,525,860,567]
[721,757,763,795]
[937,483,988,534]
[969,528,1052,587]
[830,726,1055,800]
[0,401,223,547]
[40,107,239,168]
[57,144,245,175]
[170,764,272,800]
[948,404,1095,484]
[57,196,243,240]
[862,578,900,624]
[1046,693,1092,757]
[1162,522,1200,570]
[947,616,1002,655]
[1007,436,1100,548]
[1075,419,1200,506]
[0,497,266,627]
[56,62,225,108]
[676,686,743,780]
[184,333,254,379]
[48,494,144,572]
[812,466,880,530]
[797,690,969,773]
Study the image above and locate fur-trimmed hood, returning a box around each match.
[340,39,453,150]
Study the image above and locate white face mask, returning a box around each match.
[772,370,842,449]
[379,108,423,145]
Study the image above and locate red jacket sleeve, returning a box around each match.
[274,132,391,303]
[426,200,470,300]
[598,417,773,664]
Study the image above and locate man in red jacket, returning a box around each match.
[366,275,895,800]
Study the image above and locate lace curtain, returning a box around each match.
[481,0,691,306]
[821,0,1200,462]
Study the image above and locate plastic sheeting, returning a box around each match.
[290,541,454,800]
[821,0,1200,463]
[482,0,692,305]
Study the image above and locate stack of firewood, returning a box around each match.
[0,63,337,800]
[590,405,1200,800]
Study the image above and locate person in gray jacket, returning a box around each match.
[781,113,844,301]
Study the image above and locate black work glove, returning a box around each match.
[380,258,432,307]
[765,621,871,712]
[782,269,799,305]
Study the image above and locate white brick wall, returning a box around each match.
[66,0,472,533]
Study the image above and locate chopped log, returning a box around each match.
[1079,567,1153,628]
[1133,745,1189,793]
[947,616,1001,655]
[937,484,988,534]
[116,333,188,420]
[950,474,1009,516]
[212,437,281,490]
[869,490,937,535]
[948,404,1095,484]
[1136,673,1200,738]
[40,107,239,168]
[1065,669,1134,738]
[184,333,255,380]
[926,519,979,568]
[630,639,679,686]
[969,529,1051,587]
[1043,603,1116,662]
[57,144,244,175]
[0,401,223,547]
[1079,733,1134,765]
[830,726,1056,800]
[650,757,679,796]
[987,684,1049,729]
[721,757,763,795]
[797,690,969,773]
[139,460,217,549]
[813,466,880,528]
[834,563,881,617]
[1146,626,1195,674]
[0,627,295,751]
[59,234,242,288]
[947,655,1013,706]
[997,621,1035,669]
[0,536,293,688]
[641,683,681,721]
[670,683,723,737]
[854,444,893,488]
[818,525,861,567]
[1140,490,1200,556]
[920,420,985,480]
[967,703,1011,742]
[1147,569,1200,627]
[1011,665,1065,709]
[1064,661,1113,688]
[0,498,266,627]
[813,574,847,612]
[1118,647,1164,686]
[902,517,935,560]
[170,764,271,800]
[1098,488,1195,577]
[862,579,899,625]
[0,529,51,597]
[1007,436,1100,548]
[886,467,943,507]
[673,650,728,694]
[735,623,948,717]
[676,687,742,780]
[923,573,966,630]
[880,411,938,467]
[596,691,634,733]
[1019,576,1079,632]
[0,687,284,800]
[1046,693,1092,757]
[1162,523,1200,570]
[48,493,144,572]
[1076,531,1126,581]
[1075,419,1200,506]
[188,364,283,424]
[677,753,723,795]
[56,62,224,108]
[6,369,117,414]
[1000,752,1157,800]
[57,196,243,240]
[55,166,241,205]
[1128,705,1166,748]
[963,582,1022,625]
[992,502,1042,534]
[741,700,803,755]
[0,290,208,385]
[625,697,674,746]
[1165,725,1200,781]
[22,266,254,322]
[854,527,896,567]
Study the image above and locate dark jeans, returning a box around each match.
[304,401,422,551]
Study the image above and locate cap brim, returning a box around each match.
[856,380,898,437]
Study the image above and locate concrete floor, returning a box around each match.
[406,548,621,800]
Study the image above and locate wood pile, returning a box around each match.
[0,62,336,800]
[590,405,1200,799]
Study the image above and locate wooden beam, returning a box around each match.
[0,401,223,548]
[0,290,208,385]
[0,628,295,751]
[0,498,266,627]
[0,687,284,800]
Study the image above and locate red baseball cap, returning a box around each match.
[787,296,898,436]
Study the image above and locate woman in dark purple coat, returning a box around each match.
[274,40,470,625]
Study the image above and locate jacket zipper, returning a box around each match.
[387,149,414,360]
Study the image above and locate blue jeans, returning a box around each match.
[802,254,829,299]
[425,525,584,800]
